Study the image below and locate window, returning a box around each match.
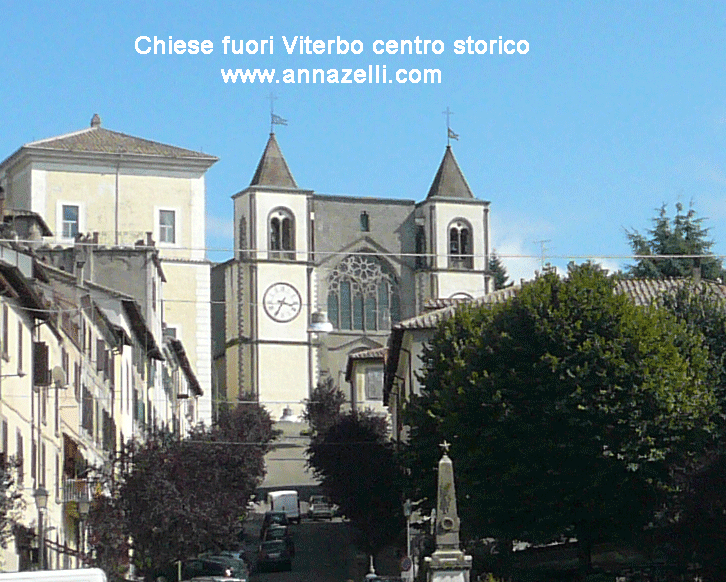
[159,210,176,243]
[0,420,7,461]
[360,211,370,232]
[16,432,23,486]
[269,208,295,260]
[449,219,473,269]
[17,322,23,375]
[327,253,400,331]
[415,225,428,269]
[62,205,79,239]
[365,366,384,400]
[2,305,7,360]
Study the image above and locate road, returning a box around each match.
[243,509,363,582]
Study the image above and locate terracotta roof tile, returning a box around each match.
[26,126,216,160]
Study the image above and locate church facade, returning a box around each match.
[212,133,492,419]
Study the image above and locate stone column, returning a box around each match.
[425,442,472,582]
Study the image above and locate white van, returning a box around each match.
[0,568,107,581]
[268,490,300,523]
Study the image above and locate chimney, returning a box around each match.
[146,232,154,247]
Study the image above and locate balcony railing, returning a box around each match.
[62,478,91,504]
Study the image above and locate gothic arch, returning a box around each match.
[327,252,400,331]
[268,206,295,260]
[448,217,473,269]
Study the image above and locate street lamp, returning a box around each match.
[34,487,48,570]
[78,497,90,564]
[403,499,413,580]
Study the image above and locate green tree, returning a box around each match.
[302,376,347,437]
[88,404,277,582]
[489,251,513,290]
[626,202,725,280]
[404,264,716,574]
[306,411,404,560]
[656,283,726,576]
[0,457,24,550]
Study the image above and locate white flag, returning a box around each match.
[448,128,459,140]
[272,113,288,126]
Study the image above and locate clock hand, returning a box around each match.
[274,300,286,316]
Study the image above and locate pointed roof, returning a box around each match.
[426,145,474,199]
[250,133,298,188]
[23,114,217,161]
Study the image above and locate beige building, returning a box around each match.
[0,235,201,571]
[0,115,217,423]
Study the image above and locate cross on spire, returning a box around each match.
[269,92,288,133]
[440,440,451,455]
[443,107,459,145]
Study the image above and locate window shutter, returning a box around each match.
[33,342,50,386]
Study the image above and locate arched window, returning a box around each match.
[327,254,400,331]
[449,219,473,269]
[269,208,295,260]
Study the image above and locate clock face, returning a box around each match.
[263,282,302,322]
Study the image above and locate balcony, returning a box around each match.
[62,478,91,504]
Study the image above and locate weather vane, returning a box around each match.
[269,92,288,133]
[443,107,459,145]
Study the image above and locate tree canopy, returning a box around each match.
[88,403,277,582]
[404,264,716,570]
[302,377,347,437]
[306,410,404,557]
[655,283,726,576]
[626,202,725,280]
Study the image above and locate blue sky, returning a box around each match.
[2,0,726,282]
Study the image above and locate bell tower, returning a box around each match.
[415,144,491,307]
[229,132,315,420]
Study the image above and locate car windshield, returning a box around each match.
[311,496,327,503]
[266,528,286,539]
[262,540,286,551]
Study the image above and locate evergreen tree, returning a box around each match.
[489,251,513,290]
[626,202,725,280]
[404,264,716,574]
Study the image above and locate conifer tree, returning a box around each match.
[626,202,725,280]
[489,251,513,290]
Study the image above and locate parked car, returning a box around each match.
[197,553,249,579]
[259,510,289,538]
[262,524,295,557]
[157,556,246,582]
[268,489,301,523]
[308,495,334,520]
[257,539,293,572]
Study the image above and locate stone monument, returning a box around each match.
[425,441,472,582]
